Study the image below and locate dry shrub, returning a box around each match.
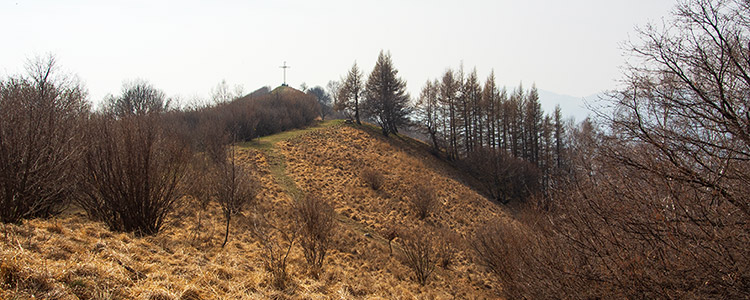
[250,213,296,290]
[294,194,336,278]
[360,167,384,191]
[186,155,214,244]
[398,227,436,286]
[214,146,260,248]
[410,181,437,220]
[77,111,191,236]
[434,228,459,270]
[0,56,88,223]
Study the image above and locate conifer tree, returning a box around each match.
[363,51,411,136]
[336,62,364,124]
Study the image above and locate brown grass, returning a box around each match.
[0,124,508,299]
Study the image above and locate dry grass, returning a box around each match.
[1,123,508,299]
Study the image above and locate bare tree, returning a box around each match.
[306,86,333,120]
[214,145,259,248]
[414,80,442,152]
[0,55,89,223]
[472,2,750,298]
[326,80,341,118]
[104,79,169,116]
[211,79,244,104]
[294,194,336,278]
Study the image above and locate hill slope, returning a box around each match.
[0,121,510,299]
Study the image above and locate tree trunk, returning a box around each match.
[222,214,231,248]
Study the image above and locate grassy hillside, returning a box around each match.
[0,121,510,299]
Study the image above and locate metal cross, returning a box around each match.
[280,61,291,86]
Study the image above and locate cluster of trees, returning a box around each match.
[331,51,568,204]
[177,85,319,145]
[335,51,412,136]
[474,0,750,298]
[415,69,568,203]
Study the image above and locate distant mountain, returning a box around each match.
[537,89,600,122]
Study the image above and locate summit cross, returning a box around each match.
[280,61,291,86]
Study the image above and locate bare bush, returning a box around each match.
[360,167,384,191]
[250,213,296,290]
[0,56,88,223]
[294,194,336,278]
[214,146,259,247]
[434,228,459,270]
[398,227,436,286]
[186,155,214,244]
[77,84,190,235]
[410,181,437,220]
[470,219,575,299]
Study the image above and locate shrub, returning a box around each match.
[435,228,458,270]
[250,213,296,290]
[77,112,191,236]
[0,56,88,223]
[294,194,336,278]
[213,146,259,248]
[360,167,384,191]
[410,182,437,220]
[399,227,436,286]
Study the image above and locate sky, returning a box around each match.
[1,0,675,114]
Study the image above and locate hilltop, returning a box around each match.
[0,120,511,299]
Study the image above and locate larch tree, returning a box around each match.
[414,80,442,152]
[336,62,364,124]
[363,50,411,136]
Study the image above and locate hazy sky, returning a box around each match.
[1,0,675,108]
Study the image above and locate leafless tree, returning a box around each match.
[473,2,750,297]
[211,79,244,104]
[104,79,170,117]
[214,145,259,248]
[414,80,442,153]
[0,55,89,223]
[306,86,332,120]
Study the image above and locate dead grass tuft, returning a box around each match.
[360,166,384,191]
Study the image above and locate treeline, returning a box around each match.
[0,59,319,233]
[177,86,319,146]
[414,70,568,204]
[331,51,569,204]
